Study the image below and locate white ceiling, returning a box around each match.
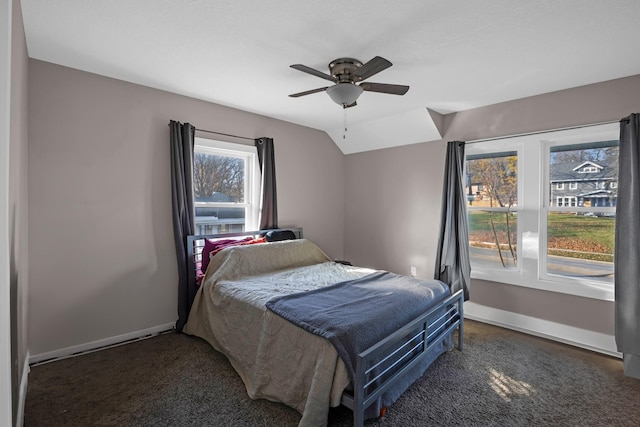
[21,0,640,154]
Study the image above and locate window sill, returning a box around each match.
[470,268,614,301]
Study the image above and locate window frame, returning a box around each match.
[466,123,618,301]
[193,137,261,233]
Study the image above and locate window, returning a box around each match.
[466,123,619,300]
[556,196,577,207]
[580,165,599,173]
[193,138,261,235]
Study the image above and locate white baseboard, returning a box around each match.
[464,302,621,358]
[29,323,175,365]
[15,352,29,427]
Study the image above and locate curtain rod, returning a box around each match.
[195,128,255,141]
[467,119,624,144]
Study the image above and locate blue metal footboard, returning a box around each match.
[340,289,464,427]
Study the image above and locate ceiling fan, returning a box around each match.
[289,56,409,108]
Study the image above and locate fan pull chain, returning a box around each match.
[343,107,348,139]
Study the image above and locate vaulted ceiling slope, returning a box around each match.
[21,0,640,154]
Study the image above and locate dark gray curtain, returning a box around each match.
[255,137,278,229]
[615,113,640,378]
[170,120,196,332]
[434,141,471,300]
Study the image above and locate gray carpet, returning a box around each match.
[25,320,640,426]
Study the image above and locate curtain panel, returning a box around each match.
[255,137,278,230]
[615,113,640,378]
[170,120,196,332]
[434,141,471,300]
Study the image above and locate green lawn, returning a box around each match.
[468,211,615,262]
[547,213,615,248]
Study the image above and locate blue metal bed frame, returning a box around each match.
[341,289,463,427]
[186,228,463,427]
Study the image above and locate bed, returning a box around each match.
[183,228,463,427]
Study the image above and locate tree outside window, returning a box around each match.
[466,152,518,269]
[193,152,245,202]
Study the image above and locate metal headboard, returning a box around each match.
[186,227,304,300]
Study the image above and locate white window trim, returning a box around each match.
[569,182,577,190]
[467,123,618,301]
[194,137,261,231]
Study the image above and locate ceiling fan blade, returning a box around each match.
[352,56,392,81]
[290,64,337,82]
[288,87,329,98]
[360,82,409,95]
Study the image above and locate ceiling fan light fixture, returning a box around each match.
[326,83,363,106]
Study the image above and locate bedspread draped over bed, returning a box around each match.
[184,239,453,427]
[266,271,449,383]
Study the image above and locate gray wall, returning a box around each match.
[9,0,29,423]
[1,2,12,424]
[27,60,345,357]
[344,74,640,338]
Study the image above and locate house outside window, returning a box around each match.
[465,123,619,301]
[549,158,617,209]
[193,138,261,235]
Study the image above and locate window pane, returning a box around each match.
[194,206,246,235]
[466,153,517,208]
[549,143,618,207]
[546,141,617,284]
[468,210,518,270]
[193,152,245,203]
[193,149,248,234]
[546,212,614,283]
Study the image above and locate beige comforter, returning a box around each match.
[184,239,374,427]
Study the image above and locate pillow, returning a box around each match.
[201,236,269,275]
[265,229,298,242]
[201,237,252,274]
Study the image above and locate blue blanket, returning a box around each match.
[265,271,450,383]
